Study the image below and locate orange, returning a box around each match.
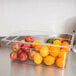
[61,41,69,51]
[44,56,55,65]
[53,40,61,45]
[56,58,66,68]
[58,49,68,59]
[49,40,61,57]
[40,46,49,57]
[32,41,41,47]
[50,46,60,57]
[34,45,42,51]
[34,53,43,64]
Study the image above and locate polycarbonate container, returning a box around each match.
[1,30,75,68]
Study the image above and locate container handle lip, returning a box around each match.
[70,30,76,49]
[73,30,76,34]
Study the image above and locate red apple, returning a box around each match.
[22,45,30,53]
[19,42,24,47]
[12,42,24,52]
[25,36,34,42]
[10,52,17,60]
[62,40,66,43]
[18,52,27,61]
[12,43,20,52]
[24,43,31,48]
[17,49,22,55]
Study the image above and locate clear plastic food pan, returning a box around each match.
[1,30,75,68]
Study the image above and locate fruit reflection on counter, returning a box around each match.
[10,36,70,68]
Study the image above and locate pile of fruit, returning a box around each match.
[10,36,70,68]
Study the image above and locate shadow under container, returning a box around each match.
[1,30,75,69]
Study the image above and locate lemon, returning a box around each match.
[40,46,49,57]
[34,53,43,64]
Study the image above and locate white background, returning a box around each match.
[0,0,76,36]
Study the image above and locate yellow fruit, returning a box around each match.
[50,46,60,57]
[41,43,51,50]
[61,41,69,51]
[34,65,43,73]
[32,41,41,47]
[56,58,66,68]
[58,49,68,59]
[21,40,25,42]
[40,46,49,57]
[53,40,61,45]
[34,53,43,64]
[44,56,55,65]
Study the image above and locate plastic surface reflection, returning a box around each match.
[10,61,66,76]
